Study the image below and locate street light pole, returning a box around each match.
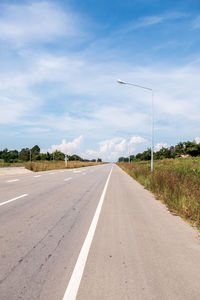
[128,141,130,163]
[117,79,154,171]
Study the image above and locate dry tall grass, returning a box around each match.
[0,162,25,168]
[25,161,105,172]
[118,158,200,228]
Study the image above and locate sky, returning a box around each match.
[0,0,200,161]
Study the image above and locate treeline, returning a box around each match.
[118,140,200,162]
[0,145,102,163]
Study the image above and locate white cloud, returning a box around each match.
[84,136,147,161]
[194,137,200,144]
[84,138,125,161]
[0,2,81,44]
[0,2,199,151]
[42,136,83,154]
[0,94,38,125]
[155,143,168,152]
[192,16,200,30]
[129,136,147,144]
[124,12,189,31]
[1,50,200,142]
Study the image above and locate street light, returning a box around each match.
[128,141,130,163]
[117,79,154,171]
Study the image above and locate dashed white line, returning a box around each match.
[33,175,42,178]
[0,194,28,207]
[73,170,82,173]
[7,179,19,183]
[49,172,55,175]
[62,166,113,300]
[64,177,72,182]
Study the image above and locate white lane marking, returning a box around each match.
[49,172,55,175]
[0,194,28,207]
[33,175,42,178]
[59,170,65,173]
[64,177,72,182]
[62,166,113,300]
[7,179,19,183]
[73,170,81,173]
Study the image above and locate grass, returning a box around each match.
[25,160,105,172]
[0,161,25,168]
[117,158,200,229]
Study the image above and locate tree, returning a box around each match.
[185,141,200,156]
[68,154,83,161]
[97,158,102,162]
[52,150,65,161]
[154,147,171,160]
[19,148,30,161]
[31,145,40,161]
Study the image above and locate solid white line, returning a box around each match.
[33,175,42,178]
[64,177,72,181]
[7,179,19,183]
[62,166,113,300]
[0,194,28,207]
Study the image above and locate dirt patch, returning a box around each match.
[0,167,33,176]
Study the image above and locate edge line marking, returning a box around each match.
[62,165,113,300]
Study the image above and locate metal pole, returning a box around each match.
[151,91,154,172]
[117,79,154,171]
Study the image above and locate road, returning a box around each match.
[1,164,200,299]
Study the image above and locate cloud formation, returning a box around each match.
[84,136,147,161]
[195,137,200,144]
[155,143,168,152]
[0,1,199,155]
[124,12,189,31]
[0,2,80,44]
[42,136,83,154]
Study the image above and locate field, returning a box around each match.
[25,160,105,172]
[118,158,200,229]
[0,161,24,168]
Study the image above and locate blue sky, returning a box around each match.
[0,0,200,160]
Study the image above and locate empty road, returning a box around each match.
[1,164,200,300]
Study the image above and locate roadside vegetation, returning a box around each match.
[25,160,105,172]
[118,158,200,229]
[0,160,24,168]
[0,145,103,170]
[118,140,200,162]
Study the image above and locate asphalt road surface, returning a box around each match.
[1,164,200,300]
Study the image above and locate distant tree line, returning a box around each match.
[0,145,102,163]
[118,140,200,162]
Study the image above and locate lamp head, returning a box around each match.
[117,79,127,84]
